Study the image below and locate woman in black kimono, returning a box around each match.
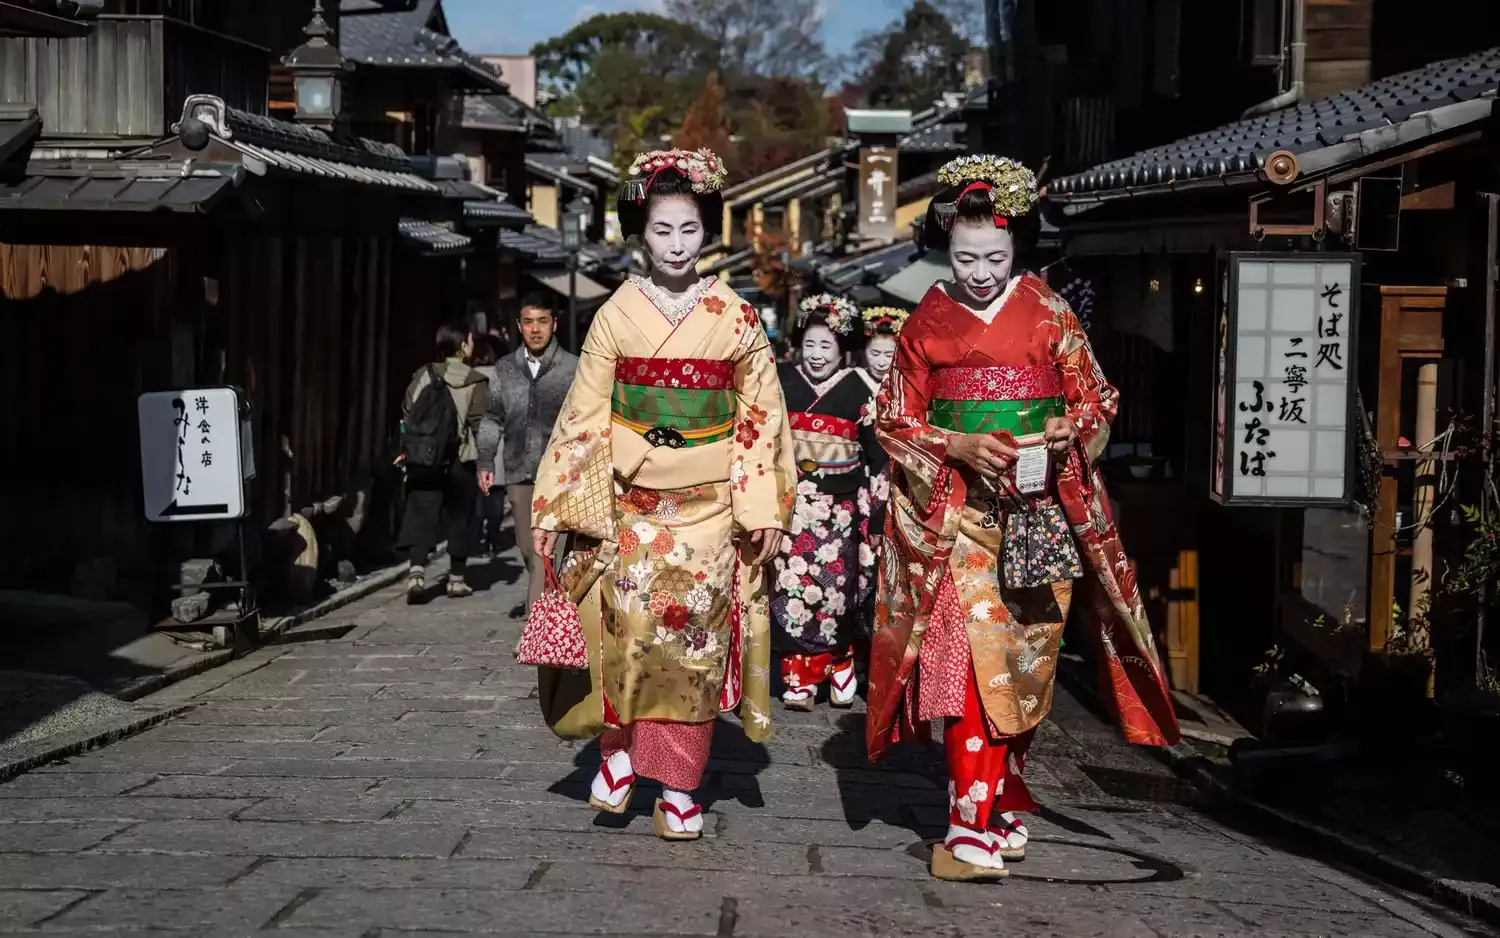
[772,294,889,711]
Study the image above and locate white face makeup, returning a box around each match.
[948,221,1015,308]
[642,195,706,285]
[799,323,841,382]
[864,334,896,382]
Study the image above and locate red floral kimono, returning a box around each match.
[868,274,1179,830]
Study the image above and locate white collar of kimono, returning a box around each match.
[800,365,853,398]
[939,275,1021,325]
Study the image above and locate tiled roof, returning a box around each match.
[463,198,532,228]
[397,218,472,254]
[0,159,242,213]
[900,120,966,153]
[338,0,507,93]
[173,94,441,191]
[1052,47,1500,197]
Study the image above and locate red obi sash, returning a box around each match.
[614,357,735,389]
[789,411,857,440]
[930,365,1062,402]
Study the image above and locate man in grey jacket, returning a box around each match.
[477,293,579,616]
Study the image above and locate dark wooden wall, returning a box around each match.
[0,230,401,600]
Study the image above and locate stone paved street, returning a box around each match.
[0,554,1495,938]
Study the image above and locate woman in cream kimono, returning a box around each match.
[530,148,795,841]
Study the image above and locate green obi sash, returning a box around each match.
[612,357,737,449]
[925,365,1065,436]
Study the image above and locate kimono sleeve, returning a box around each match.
[729,331,796,533]
[857,387,889,475]
[1055,306,1118,464]
[876,331,951,489]
[530,311,620,541]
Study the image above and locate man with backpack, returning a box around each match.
[397,320,489,603]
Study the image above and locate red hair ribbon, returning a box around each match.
[956,180,1007,228]
[633,161,678,203]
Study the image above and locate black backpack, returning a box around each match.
[402,365,458,471]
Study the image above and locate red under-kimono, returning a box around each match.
[867,273,1179,832]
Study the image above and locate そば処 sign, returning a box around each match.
[1211,253,1360,507]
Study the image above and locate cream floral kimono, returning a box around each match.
[531,277,796,745]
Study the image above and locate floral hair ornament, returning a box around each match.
[623,148,729,204]
[861,305,910,336]
[797,293,859,335]
[931,154,1039,231]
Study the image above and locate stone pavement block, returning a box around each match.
[395,799,666,832]
[813,845,934,879]
[131,775,378,800]
[32,754,238,776]
[0,797,255,822]
[1126,870,1376,913]
[375,684,517,700]
[462,827,809,873]
[202,681,388,700]
[1,820,131,851]
[0,853,249,889]
[101,739,354,761]
[280,886,722,934]
[227,857,535,891]
[161,707,350,727]
[323,724,558,747]
[133,721,329,742]
[366,777,562,804]
[350,655,472,671]
[0,888,90,927]
[95,819,466,858]
[1130,897,1458,938]
[336,742,486,762]
[208,758,514,780]
[234,794,404,822]
[536,863,930,902]
[0,772,155,799]
[274,643,433,659]
[719,813,932,849]
[42,885,303,931]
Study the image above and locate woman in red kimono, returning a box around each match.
[868,155,1180,882]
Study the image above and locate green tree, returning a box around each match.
[663,0,828,79]
[856,1,973,111]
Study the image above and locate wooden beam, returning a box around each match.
[1400,181,1456,211]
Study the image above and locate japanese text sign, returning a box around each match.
[1212,253,1359,507]
[857,147,897,243]
[138,386,246,522]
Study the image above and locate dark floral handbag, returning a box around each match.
[1002,500,1083,589]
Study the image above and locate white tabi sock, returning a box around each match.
[945,824,1003,869]
[590,751,634,808]
[661,788,704,834]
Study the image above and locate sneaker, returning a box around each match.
[446,576,474,599]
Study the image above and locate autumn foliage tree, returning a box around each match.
[672,72,734,158]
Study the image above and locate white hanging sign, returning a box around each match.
[1212,253,1360,507]
[138,386,246,522]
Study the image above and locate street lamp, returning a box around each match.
[282,0,347,131]
[563,197,590,352]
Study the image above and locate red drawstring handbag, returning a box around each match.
[515,556,588,670]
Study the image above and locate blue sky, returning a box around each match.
[443,0,892,58]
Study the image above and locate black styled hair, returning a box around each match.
[435,319,471,358]
[616,167,723,242]
[518,292,555,316]
[792,310,864,355]
[921,183,1041,256]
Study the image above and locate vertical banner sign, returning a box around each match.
[138,387,246,522]
[1212,253,1360,506]
[857,146,897,243]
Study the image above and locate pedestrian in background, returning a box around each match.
[471,334,507,556]
[477,292,578,617]
[396,320,489,603]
